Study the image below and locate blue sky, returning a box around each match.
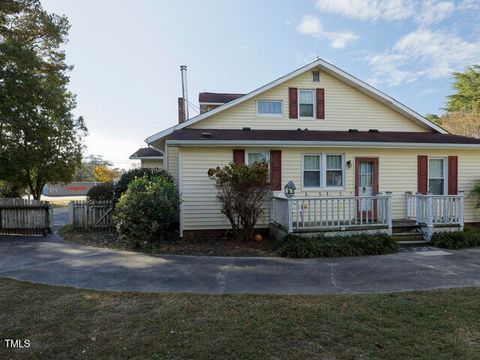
[41,0,480,168]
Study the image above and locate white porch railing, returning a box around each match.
[405,192,464,227]
[271,193,392,234]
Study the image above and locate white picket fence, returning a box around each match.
[0,198,53,235]
[69,200,114,231]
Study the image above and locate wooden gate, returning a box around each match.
[69,200,114,231]
[0,198,53,236]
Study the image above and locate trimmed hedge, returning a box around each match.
[431,229,480,249]
[276,233,397,258]
[87,182,114,201]
[113,168,174,203]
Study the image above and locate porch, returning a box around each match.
[270,192,464,241]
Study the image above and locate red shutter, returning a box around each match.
[233,149,245,165]
[316,88,325,119]
[448,156,458,195]
[270,150,281,191]
[418,155,428,194]
[288,87,298,119]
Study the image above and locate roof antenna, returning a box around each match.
[180,65,189,121]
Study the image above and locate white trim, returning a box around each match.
[302,153,322,189]
[178,150,184,238]
[298,89,316,120]
[256,100,283,118]
[146,58,446,144]
[246,150,268,165]
[165,139,480,149]
[428,157,448,195]
[199,102,225,106]
[324,154,345,189]
[129,156,164,160]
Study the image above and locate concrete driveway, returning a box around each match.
[1,234,480,295]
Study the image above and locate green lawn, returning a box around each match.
[1,278,480,359]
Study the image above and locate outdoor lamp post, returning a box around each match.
[284,181,296,198]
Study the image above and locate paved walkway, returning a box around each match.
[1,233,480,294]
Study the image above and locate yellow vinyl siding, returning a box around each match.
[166,145,179,185]
[140,159,163,169]
[190,70,428,132]
[180,146,480,231]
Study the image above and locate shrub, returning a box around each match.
[113,168,174,202]
[431,229,480,249]
[276,233,397,258]
[113,176,179,247]
[87,182,114,201]
[469,180,480,208]
[208,161,272,241]
[0,180,23,198]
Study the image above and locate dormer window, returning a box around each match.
[256,100,283,117]
[312,71,320,82]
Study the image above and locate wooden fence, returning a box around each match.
[0,198,53,236]
[69,200,114,231]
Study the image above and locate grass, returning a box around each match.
[1,278,480,359]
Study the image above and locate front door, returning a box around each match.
[355,158,379,219]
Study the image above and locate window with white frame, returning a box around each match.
[326,154,343,187]
[428,158,447,195]
[256,100,282,117]
[303,155,321,187]
[247,152,267,166]
[299,89,315,118]
[303,154,344,189]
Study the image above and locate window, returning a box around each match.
[303,154,344,189]
[303,155,321,187]
[326,155,343,187]
[257,100,282,117]
[312,71,320,82]
[429,158,446,195]
[247,152,266,165]
[299,89,315,118]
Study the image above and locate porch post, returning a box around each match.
[415,192,421,225]
[426,193,433,229]
[385,191,393,236]
[287,198,293,234]
[405,191,412,219]
[458,191,465,231]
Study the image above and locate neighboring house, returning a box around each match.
[146,58,480,241]
[129,147,164,169]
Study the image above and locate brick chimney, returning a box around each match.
[178,97,185,124]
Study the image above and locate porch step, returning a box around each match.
[396,240,432,247]
[392,219,419,234]
[392,232,424,241]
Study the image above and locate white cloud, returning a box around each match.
[296,15,358,49]
[314,0,455,25]
[367,29,480,86]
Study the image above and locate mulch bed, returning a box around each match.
[59,227,278,257]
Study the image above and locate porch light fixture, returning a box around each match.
[346,160,352,168]
[284,181,296,198]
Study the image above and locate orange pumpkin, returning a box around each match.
[254,234,263,242]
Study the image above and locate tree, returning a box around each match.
[208,161,272,241]
[425,113,441,124]
[0,0,86,199]
[446,65,480,114]
[74,155,112,181]
[437,112,480,138]
[93,165,119,183]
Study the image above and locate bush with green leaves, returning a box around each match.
[0,180,24,198]
[113,176,179,247]
[113,168,174,202]
[431,229,480,249]
[276,233,397,258]
[86,183,114,201]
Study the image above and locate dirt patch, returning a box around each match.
[58,225,278,256]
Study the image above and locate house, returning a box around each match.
[129,147,164,169]
[146,58,480,241]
